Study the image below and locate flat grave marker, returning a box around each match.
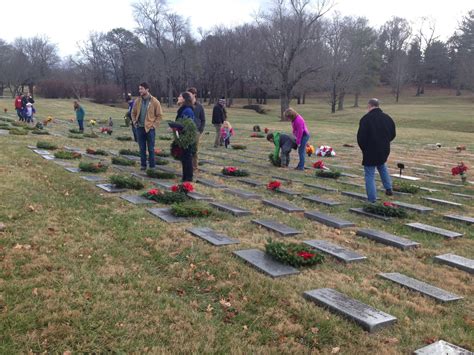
[451,192,473,199]
[378,272,463,303]
[252,219,302,236]
[422,197,463,207]
[120,194,155,205]
[393,201,433,213]
[33,149,51,155]
[304,183,338,192]
[147,207,188,223]
[414,340,473,355]
[304,211,355,229]
[303,288,397,333]
[210,202,252,216]
[237,178,265,187]
[304,240,366,263]
[341,191,377,201]
[96,183,127,193]
[434,253,474,274]
[406,222,463,239]
[187,192,214,201]
[187,227,239,246]
[225,188,261,200]
[197,178,226,189]
[302,195,341,206]
[64,167,81,173]
[356,229,420,250]
[262,198,304,213]
[444,214,474,225]
[80,175,107,182]
[349,208,391,221]
[233,249,299,278]
[276,187,300,196]
[391,174,421,181]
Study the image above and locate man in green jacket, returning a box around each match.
[267,132,297,168]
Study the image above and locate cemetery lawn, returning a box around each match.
[0,93,473,353]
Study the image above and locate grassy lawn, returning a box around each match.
[0,92,472,353]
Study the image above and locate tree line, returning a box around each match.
[0,0,473,118]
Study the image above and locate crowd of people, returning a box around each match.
[14,93,36,123]
[14,84,395,203]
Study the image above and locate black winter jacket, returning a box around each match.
[193,102,206,133]
[212,104,226,124]
[357,108,396,166]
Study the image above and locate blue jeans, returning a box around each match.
[131,124,137,142]
[296,133,310,169]
[77,119,84,131]
[364,163,392,202]
[136,127,156,168]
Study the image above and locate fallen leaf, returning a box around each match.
[311,327,319,334]
[13,244,31,250]
[206,304,214,313]
[155,287,161,293]
[84,292,92,300]
[331,347,340,354]
[0,223,5,231]
[63,352,72,355]
[243,325,248,330]
[424,337,438,344]
[384,337,399,345]
[32,288,38,296]
[27,205,35,212]
[219,299,232,308]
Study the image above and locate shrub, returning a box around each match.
[86,148,108,156]
[112,156,135,166]
[222,167,250,177]
[155,158,169,165]
[37,141,57,150]
[170,201,213,217]
[146,169,176,179]
[393,181,420,194]
[32,129,50,135]
[23,126,36,130]
[119,149,140,156]
[79,162,108,173]
[9,129,28,135]
[69,128,83,134]
[231,144,246,150]
[363,203,408,218]
[268,153,281,167]
[159,135,172,141]
[83,132,99,138]
[244,105,268,114]
[54,151,82,159]
[0,123,10,128]
[68,134,84,139]
[142,188,187,204]
[110,175,144,190]
[116,136,133,141]
[265,239,324,267]
[12,121,25,127]
[250,133,265,138]
[315,170,341,179]
[37,79,74,98]
[91,84,121,104]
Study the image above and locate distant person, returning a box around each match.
[73,101,85,132]
[14,94,23,120]
[220,120,234,148]
[175,91,197,182]
[212,98,226,148]
[187,87,205,171]
[267,132,297,168]
[285,108,310,170]
[125,93,137,142]
[357,98,396,203]
[131,82,163,170]
[25,103,34,123]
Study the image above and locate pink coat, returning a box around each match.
[291,115,309,145]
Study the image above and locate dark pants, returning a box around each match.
[181,148,193,182]
[136,127,156,168]
[16,108,22,120]
[224,137,230,148]
[77,119,84,131]
[131,125,138,142]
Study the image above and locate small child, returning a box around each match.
[108,117,114,127]
[267,132,297,168]
[220,120,234,148]
[25,103,34,123]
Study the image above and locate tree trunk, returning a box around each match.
[28,84,34,96]
[262,92,267,105]
[0,84,4,97]
[280,92,290,121]
[416,82,421,96]
[331,83,337,114]
[167,77,173,108]
[297,96,301,104]
[302,92,306,104]
[337,90,345,111]
[395,80,400,103]
[353,92,359,107]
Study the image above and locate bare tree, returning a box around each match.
[257,0,331,119]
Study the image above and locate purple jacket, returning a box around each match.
[291,115,309,145]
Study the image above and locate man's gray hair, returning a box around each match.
[368,98,380,107]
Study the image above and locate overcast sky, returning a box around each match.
[2,0,473,56]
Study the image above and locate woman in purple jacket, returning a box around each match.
[285,108,310,170]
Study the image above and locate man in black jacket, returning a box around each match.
[187,87,206,170]
[212,98,226,148]
[357,98,396,202]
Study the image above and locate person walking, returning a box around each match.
[131,82,163,170]
[212,98,226,148]
[285,108,310,170]
[357,98,396,203]
[73,101,85,132]
[125,93,137,142]
[14,94,23,120]
[187,87,205,171]
[175,92,197,182]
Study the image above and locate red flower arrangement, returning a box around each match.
[313,160,326,169]
[171,182,194,194]
[297,251,316,260]
[267,180,281,191]
[148,188,160,195]
[383,201,395,207]
[451,162,468,183]
[264,128,269,134]
[225,167,237,173]
[100,127,113,135]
